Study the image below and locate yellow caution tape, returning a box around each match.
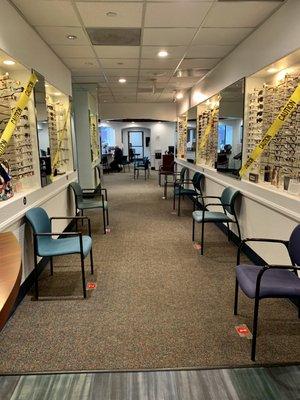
[51,104,70,172]
[239,84,300,177]
[199,107,218,149]
[0,72,38,156]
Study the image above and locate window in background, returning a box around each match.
[100,126,115,154]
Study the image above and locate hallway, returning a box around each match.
[0,172,299,374]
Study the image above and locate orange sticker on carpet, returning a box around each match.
[193,243,201,250]
[87,282,97,290]
[235,324,252,339]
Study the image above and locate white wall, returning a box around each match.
[175,0,300,265]
[100,121,176,167]
[0,1,76,284]
[100,103,177,122]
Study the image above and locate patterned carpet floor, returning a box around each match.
[0,171,299,374]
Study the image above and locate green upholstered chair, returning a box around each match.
[26,207,93,300]
[133,157,150,180]
[173,169,204,216]
[70,181,109,234]
[192,186,241,255]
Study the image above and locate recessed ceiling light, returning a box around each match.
[3,60,15,66]
[54,92,61,96]
[45,84,49,87]
[66,34,77,40]
[267,67,277,73]
[131,121,135,124]
[119,78,126,83]
[158,50,168,58]
[106,11,118,17]
[176,92,183,100]
[177,70,182,77]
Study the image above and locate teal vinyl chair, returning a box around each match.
[26,207,93,300]
[70,181,109,234]
[173,170,204,216]
[192,187,241,255]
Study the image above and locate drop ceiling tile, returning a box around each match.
[186,45,234,58]
[140,59,179,69]
[76,2,143,28]
[104,68,139,77]
[62,58,98,69]
[72,68,103,76]
[94,46,140,58]
[72,75,106,83]
[100,59,139,68]
[36,26,89,45]
[141,46,186,59]
[51,45,95,59]
[109,83,137,89]
[203,1,281,28]
[12,0,80,26]
[179,58,219,69]
[193,27,253,46]
[143,28,197,46]
[145,2,211,28]
[139,69,174,80]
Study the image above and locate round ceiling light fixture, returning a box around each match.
[119,78,126,83]
[158,50,169,58]
[106,11,118,17]
[3,60,15,66]
[54,92,62,96]
[66,34,77,40]
[176,92,183,100]
[267,67,277,74]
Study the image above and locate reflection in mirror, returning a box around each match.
[216,78,245,177]
[186,106,197,163]
[33,71,52,187]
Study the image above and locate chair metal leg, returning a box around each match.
[90,247,94,275]
[173,190,176,210]
[178,194,181,216]
[106,208,109,226]
[201,221,205,255]
[234,278,239,315]
[50,256,53,276]
[227,222,230,241]
[102,206,106,234]
[251,296,260,361]
[159,173,161,186]
[81,253,87,299]
[34,254,39,300]
[192,218,195,241]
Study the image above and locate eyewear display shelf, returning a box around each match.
[46,86,73,176]
[89,112,100,165]
[0,70,40,195]
[196,99,219,168]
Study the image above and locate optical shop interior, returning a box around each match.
[0,0,299,399]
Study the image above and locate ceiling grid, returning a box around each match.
[10,0,285,104]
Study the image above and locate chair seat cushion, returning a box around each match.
[236,264,300,299]
[174,187,197,196]
[38,236,92,258]
[78,199,108,210]
[192,210,233,223]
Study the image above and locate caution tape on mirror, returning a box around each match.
[239,84,300,177]
[0,72,38,157]
[199,106,218,149]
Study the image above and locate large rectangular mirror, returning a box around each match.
[186,106,197,163]
[216,78,245,177]
[33,71,52,186]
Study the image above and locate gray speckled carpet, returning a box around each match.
[0,171,299,374]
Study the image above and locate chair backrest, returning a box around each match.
[220,187,240,214]
[26,208,52,250]
[162,154,174,171]
[289,224,300,266]
[69,182,83,206]
[179,167,188,183]
[192,172,204,194]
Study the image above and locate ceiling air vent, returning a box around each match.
[87,28,141,46]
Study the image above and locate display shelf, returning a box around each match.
[243,49,300,195]
[45,83,73,175]
[89,112,100,163]
[0,52,40,199]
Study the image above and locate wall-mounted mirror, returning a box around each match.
[216,78,245,177]
[186,106,197,164]
[33,71,52,186]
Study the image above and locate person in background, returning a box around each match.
[110,145,123,172]
[129,142,134,162]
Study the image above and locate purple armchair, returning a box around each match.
[234,224,300,361]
